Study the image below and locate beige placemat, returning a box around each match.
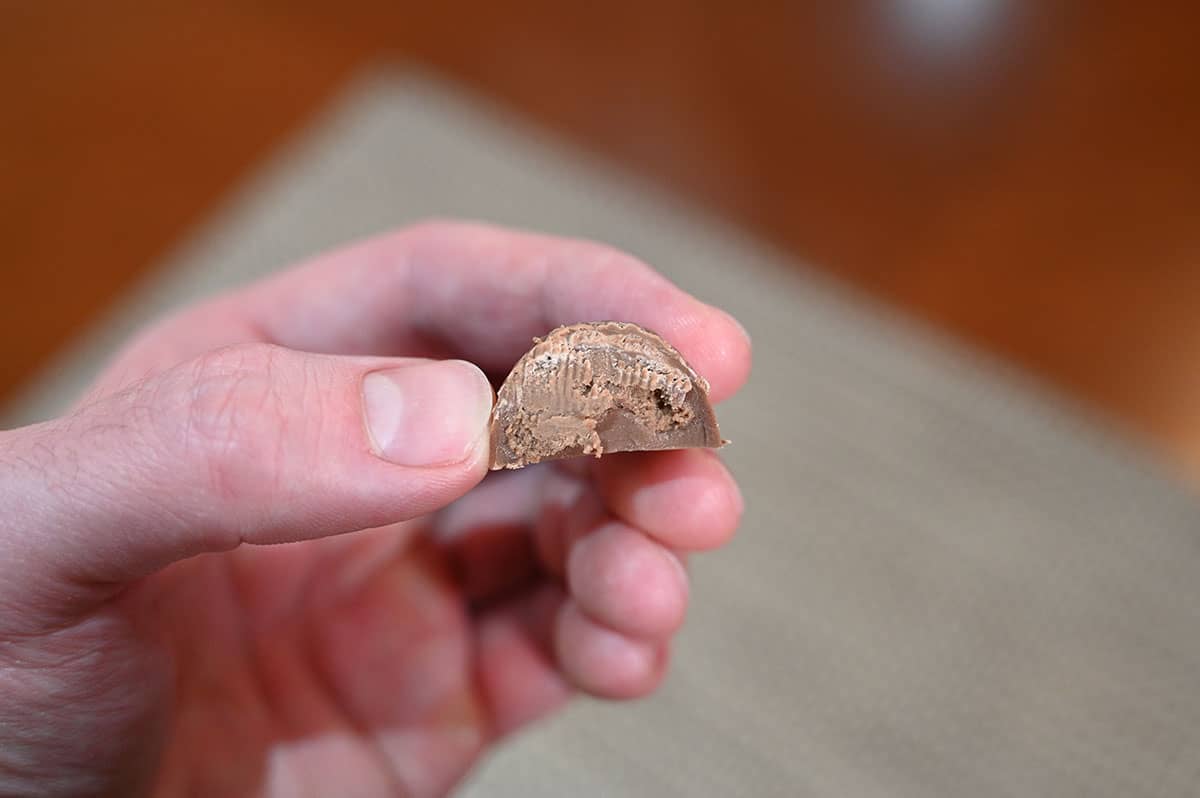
[5,68,1200,797]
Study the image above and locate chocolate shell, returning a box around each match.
[489,321,724,470]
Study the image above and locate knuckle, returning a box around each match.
[575,240,654,278]
[190,341,280,383]
[176,344,291,503]
[388,218,463,260]
[400,217,457,239]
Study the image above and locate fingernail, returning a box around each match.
[362,360,494,467]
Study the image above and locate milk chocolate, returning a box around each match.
[489,321,724,470]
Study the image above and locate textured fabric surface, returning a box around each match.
[5,70,1200,797]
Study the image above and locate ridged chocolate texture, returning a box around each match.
[489,321,724,470]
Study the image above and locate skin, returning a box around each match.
[0,221,751,797]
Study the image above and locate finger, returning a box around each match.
[527,472,690,640]
[433,448,725,634]
[308,546,485,798]
[100,221,752,403]
[593,449,744,551]
[567,521,689,640]
[435,461,596,590]
[532,469,604,578]
[433,469,546,606]
[555,600,669,699]
[0,343,493,620]
[474,584,572,738]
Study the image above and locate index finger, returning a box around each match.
[125,221,752,403]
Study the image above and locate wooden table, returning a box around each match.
[4,2,1200,472]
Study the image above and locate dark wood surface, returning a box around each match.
[4,2,1200,471]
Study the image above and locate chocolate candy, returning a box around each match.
[489,321,724,469]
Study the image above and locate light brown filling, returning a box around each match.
[490,321,720,470]
[503,377,694,462]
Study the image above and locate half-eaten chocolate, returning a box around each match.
[489,321,724,470]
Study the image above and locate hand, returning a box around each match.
[0,221,751,797]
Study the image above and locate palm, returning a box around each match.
[141,469,567,797]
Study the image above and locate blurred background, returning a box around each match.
[4,1,1200,476]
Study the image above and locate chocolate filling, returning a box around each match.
[489,321,724,470]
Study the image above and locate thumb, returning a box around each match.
[0,343,493,610]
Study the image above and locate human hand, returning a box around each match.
[0,221,751,797]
